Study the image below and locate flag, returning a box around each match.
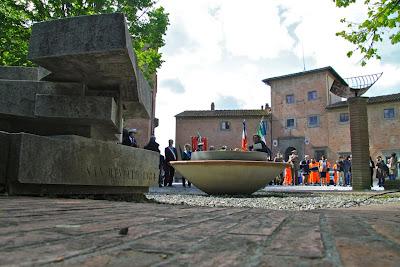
[257,117,267,143]
[241,120,248,151]
[197,131,202,144]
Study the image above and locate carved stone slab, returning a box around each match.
[2,132,159,194]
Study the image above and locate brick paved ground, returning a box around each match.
[0,196,399,267]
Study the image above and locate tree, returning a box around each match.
[0,0,169,83]
[335,0,400,66]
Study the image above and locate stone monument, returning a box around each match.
[330,72,382,190]
[0,13,159,196]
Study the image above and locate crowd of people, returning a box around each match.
[273,151,353,186]
[121,128,399,188]
[274,150,398,187]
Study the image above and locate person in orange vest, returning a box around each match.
[309,158,319,185]
[333,162,339,186]
[284,162,292,186]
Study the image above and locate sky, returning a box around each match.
[153,0,400,151]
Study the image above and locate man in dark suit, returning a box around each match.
[122,128,138,147]
[249,135,270,156]
[164,139,177,187]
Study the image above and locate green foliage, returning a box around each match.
[334,0,400,66]
[0,0,169,84]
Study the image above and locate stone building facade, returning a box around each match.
[175,66,400,178]
[326,95,400,161]
[262,66,400,170]
[175,106,271,156]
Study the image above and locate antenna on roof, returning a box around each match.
[301,41,306,71]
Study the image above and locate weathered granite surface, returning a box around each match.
[34,94,118,127]
[0,196,399,267]
[0,66,52,81]
[0,80,120,139]
[0,133,11,187]
[0,80,85,118]
[0,66,39,81]
[0,13,157,196]
[28,13,152,119]
[1,132,158,194]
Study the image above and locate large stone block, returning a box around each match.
[34,94,118,128]
[28,13,152,119]
[0,80,84,118]
[0,80,120,139]
[4,133,159,195]
[0,66,39,81]
[0,66,50,81]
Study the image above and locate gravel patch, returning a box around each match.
[146,186,400,210]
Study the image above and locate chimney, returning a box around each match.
[261,105,264,110]
[211,102,215,111]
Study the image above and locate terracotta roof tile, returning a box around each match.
[326,93,400,109]
[175,109,271,118]
[262,66,347,87]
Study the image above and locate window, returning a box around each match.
[220,121,231,130]
[384,108,395,119]
[286,94,295,104]
[307,91,317,101]
[339,113,349,123]
[286,118,295,128]
[308,115,320,127]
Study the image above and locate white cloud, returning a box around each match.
[153,0,400,151]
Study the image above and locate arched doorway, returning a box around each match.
[284,146,296,162]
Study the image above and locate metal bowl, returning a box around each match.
[170,160,288,195]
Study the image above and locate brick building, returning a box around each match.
[175,105,271,155]
[175,66,400,180]
[262,66,400,171]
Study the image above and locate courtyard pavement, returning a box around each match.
[149,183,383,195]
[1,194,399,266]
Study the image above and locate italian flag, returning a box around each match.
[241,120,247,151]
[257,116,267,143]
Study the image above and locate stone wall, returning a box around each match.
[270,71,331,158]
[367,102,400,158]
[326,107,351,158]
[269,69,400,163]
[327,101,400,161]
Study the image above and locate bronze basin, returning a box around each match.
[171,152,288,195]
